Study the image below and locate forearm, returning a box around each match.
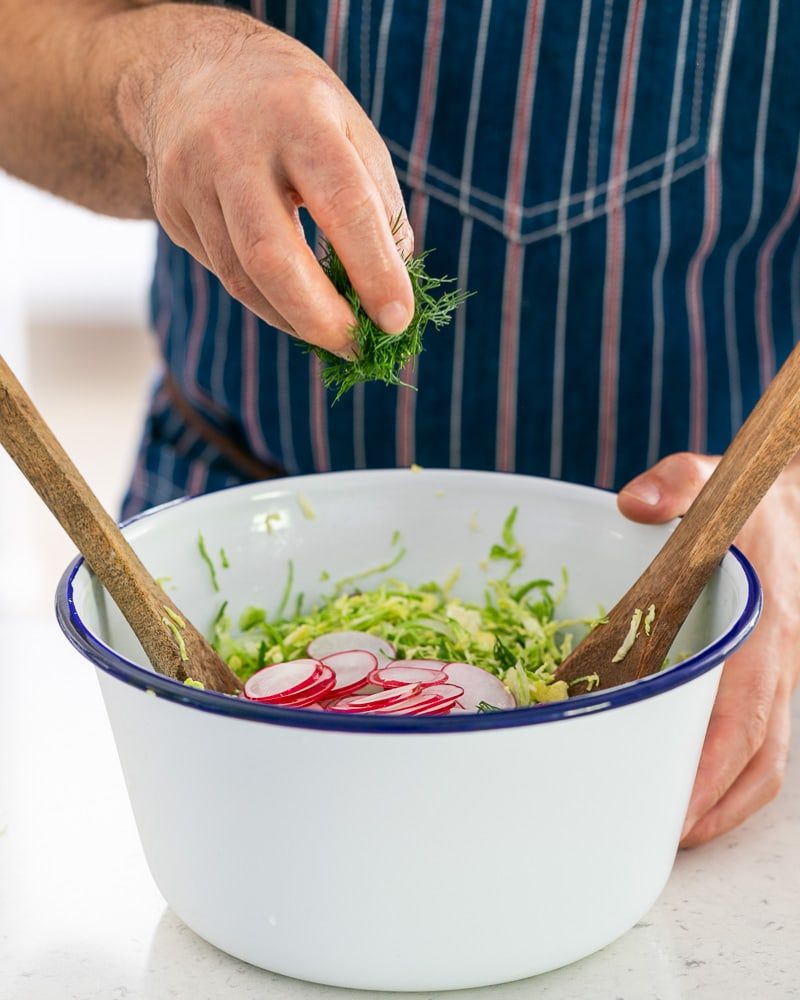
[0,0,255,218]
[0,0,414,349]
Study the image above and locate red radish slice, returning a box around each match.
[326,683,422,713]
[408,701,457,716]
[376,684,465,715]
[244,659,322,703]
[371,664,448,688]
[321,649,378,696]
[278,665,337,706]
[444,662,516,713]
[307,631,396,665]
[390,659,448,670]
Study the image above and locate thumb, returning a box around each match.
[617,452,720,524]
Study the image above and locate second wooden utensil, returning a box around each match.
[0,353,242,695]
[555,339,800,694]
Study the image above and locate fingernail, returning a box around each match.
[622,478,661,506]
[334,345,358,362]
[376,301,411,334]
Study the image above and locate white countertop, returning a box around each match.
[1,619,798,1000]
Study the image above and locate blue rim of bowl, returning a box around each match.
[55,492,762,733]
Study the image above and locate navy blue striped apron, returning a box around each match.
[123,0,800,517]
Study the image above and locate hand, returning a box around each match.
[116,5,414,354]
[618,452,800,847]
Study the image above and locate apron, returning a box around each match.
[123,0,800,517]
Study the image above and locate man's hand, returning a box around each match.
[116,6,413,354]
[618,452,799,847]
[0,2,414,355]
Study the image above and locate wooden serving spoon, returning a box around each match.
[0,354,242,695]
[555,339,800,695]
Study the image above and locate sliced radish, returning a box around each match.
[443,662,516,713]
[278,665,337,706]
[326,683,422,713]
[371,664,448,688]
[321,649,378,696]
[390,658,448,670]
[376,683,465,715]
[244,659,322,703]
[308,631,396,665]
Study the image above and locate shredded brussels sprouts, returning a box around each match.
[210,508,603,704]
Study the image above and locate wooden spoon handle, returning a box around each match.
[556,339,800,690]
[0,354,241,694]
[652,337,800,581]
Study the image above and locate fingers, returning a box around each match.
[284,129,415,334]
[141,22,415,348]
[213,179,361,353]
[161,193,298,337]
[347,116,415,258]
[680,681,791,847]
[617,452,719,523]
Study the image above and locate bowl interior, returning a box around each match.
[68,470,753,685]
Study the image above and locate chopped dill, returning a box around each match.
[305,231,471,402]
[220,548,230,569]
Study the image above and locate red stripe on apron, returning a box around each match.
[396,0,446,467]
[496,0,545,472]
[596,0,645,488]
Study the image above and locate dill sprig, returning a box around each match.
[307,234,471,402]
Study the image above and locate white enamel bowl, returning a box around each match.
[56,470,760,991]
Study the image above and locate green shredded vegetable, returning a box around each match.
[197,533,219,592]
[612,608,644,663]
[162,605,185,630]
[264,513,282,535]
[209,511,604,705]
[162,615,188,662]
[297,493,316,520]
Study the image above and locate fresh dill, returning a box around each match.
[306,232,471,402]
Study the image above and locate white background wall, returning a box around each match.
[0,174,158,618]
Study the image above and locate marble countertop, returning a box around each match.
[1,619,798,1000]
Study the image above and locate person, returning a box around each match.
[3,0,798,849]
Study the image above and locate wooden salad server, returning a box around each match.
[555,338,800,694]
[0,354,242,695]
